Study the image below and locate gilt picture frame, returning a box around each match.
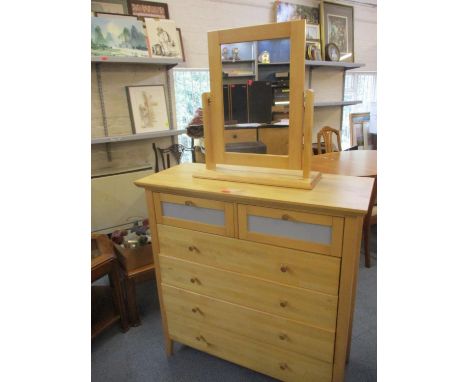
[127,0,169,18]
[126,85,170,134]
[320,1,354,62]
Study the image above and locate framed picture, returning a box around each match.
[176,28,185,62]
[126,85,170,134]
[306,24,320,41]
[127,0,169,18]
[306,41,322,61]
[320,1,354,62]
[145,18,183,59]
[350,112,370,149]
[91,16,148,57]
[91,1,126,14]
[96,12,137,19]
[275,1,319,24]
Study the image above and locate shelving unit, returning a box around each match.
[220,39,364,137]
[91,129,186,145]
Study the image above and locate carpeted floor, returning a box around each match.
[92,226,376,381]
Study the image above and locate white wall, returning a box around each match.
[162,0,376,71]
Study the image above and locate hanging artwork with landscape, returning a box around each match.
[91,16,148,57]
[275,1,319,24]
[145,18,183,59]
[126,85,170,134]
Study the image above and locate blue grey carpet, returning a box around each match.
[92,226,376,381]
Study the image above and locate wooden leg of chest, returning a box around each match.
[333,215,363,382]
[146,190,174,356]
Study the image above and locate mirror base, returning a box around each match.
[193,164,321,190]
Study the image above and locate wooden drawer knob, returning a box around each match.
[280,264,288,273]
[188,245,199,253]
[281,214,291,221]
[279,300,288,308]
[190,277,200,284]
[278,333,288,341]
[196,335,210,346]
[279,362,288,370]
[185,200,194,206]
[192,307,202,314]
[232,134,238,139]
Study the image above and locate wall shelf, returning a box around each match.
[91,55,182,68]
[91,129,187,145]
[305,60,364,70]
[222,60,255,64]
[315,100,362,107]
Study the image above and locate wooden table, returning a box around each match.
[310,150,376,177]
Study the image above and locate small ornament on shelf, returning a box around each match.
[221,46,229,61]
[232,47,240,61]
[258,50,270,64]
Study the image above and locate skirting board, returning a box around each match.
[193,164,322,190]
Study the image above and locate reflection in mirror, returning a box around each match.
[220,38,291,155]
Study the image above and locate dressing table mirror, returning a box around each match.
[194,20,320,189]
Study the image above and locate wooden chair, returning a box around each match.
[316,126,342,154]
[152,142,195,173]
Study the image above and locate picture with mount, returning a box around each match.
[91,16,148,57]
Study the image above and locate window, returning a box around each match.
[173,69,210,163]
[342,71,377,149]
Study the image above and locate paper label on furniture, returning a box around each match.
[162,202,225,226]
[248,215,332,244]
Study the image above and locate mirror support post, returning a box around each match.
[302,89,314,179]
[202,92,215,170]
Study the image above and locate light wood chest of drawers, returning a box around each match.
[135,163,374,382]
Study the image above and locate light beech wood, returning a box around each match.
[193,164,321,190]
[160,255,338,330]
[332,215,363,382]
[238,204,344,257]
[135,163,374,215]
[303,90,315,178]
[157,224,340,295]
[205,20,307,172]
[202,93,215,169]
[317,126,342,154]
[224,129,257,143]
[153,193,235,237]
[135,150,373,380]
[144,190,173,356]
[163,284,335,363]
[258,127,289,155]
[167,313,333,382]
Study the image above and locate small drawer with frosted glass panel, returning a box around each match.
[238,205,344,257]
[154,193,235,237]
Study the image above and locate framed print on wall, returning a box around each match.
[127,0,169,18]
[126,85,170,134]
[145,18,182,59]
[275,1,319,24]
[320,1,354,62]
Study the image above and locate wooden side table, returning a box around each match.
[113,243,155,326]
[91,234,129,339]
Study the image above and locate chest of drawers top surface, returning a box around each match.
[135,163,374,215]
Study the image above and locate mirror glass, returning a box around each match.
[220,38,291,155]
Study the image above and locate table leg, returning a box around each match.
[109,261,129,332]
[126,277,141,327]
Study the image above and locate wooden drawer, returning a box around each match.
[167,311,333,382]
[224,128,257,143]
[238,204,344,257]
[163,284,335,363]
[158,224,340,295]
[160,255,338,330]
[154,193,235,237]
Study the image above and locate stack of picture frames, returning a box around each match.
[91,0,185,61]
[274,0,354,62]
[91,0,186,135]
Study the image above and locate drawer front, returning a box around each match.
[238,204,344,257]
[163,284,335,363]
[154,193,235,237]
[224,128,257,143]
[158,224,340,295]
[167,312,333,382]
[160,255,338,330]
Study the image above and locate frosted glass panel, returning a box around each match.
[162,202,225,226]
[248,215,331,245]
